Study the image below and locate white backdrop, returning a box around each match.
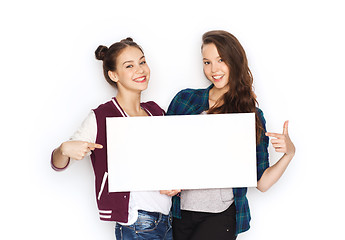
[1,0,344,239]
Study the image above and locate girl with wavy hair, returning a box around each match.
[168,30,295,240]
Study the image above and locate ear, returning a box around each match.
[108,70,118,83]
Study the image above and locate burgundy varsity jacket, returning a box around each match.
[52,97,165,223]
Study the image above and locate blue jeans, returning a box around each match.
[115,210,173,240]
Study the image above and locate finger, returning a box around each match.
[160,190,171,194]
[161,190,173,196]
[169,191,179,196]
[265,132,283,138]
[272,142,282,147]
[271,139,283,144]
[275,148,287,153]
[283,120,289,135]
[87,143,103,149]
[75,153,85,160]
[272,143,286,149]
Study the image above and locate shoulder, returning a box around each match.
[173,87,208,102]
[141,101,165,116]
[93,99,114,113]
[256,107,266,125]
[167,86,211,115]
[70,110,97,143]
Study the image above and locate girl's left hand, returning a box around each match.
[160,190,181,197]
[265,121,295,157]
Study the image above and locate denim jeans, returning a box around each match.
[115,210,173,240]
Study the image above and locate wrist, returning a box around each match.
[59,142,68,157]
[285,151,295,159]
[52,146,70,171]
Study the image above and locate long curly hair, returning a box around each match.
[202,30,265,143]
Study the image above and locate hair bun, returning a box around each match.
[121,37,133,43]
[95,45,108,61]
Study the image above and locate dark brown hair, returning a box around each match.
[95,37,144,87]
[202,30,265,142]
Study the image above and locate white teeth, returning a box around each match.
[134,77,145,82]
[213,75,223,80]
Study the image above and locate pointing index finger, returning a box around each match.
[265,132,283,138]
[88,143,103,149]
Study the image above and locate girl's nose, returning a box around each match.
[211,63,219,73]
[136,65,144,74]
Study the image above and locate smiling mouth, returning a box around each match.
[212,75,224,82]
[133,76,146,83]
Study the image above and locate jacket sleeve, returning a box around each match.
[51,111,97,171]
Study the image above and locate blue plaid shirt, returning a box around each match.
[167,84,269,235]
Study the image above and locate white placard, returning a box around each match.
[106,113,257,192]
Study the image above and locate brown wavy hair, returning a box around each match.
[202,30,265,143]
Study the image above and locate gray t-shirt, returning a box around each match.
[181,111,234,213]
[181,188,234,213]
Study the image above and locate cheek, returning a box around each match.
[203,66,210,76]
[222,64,230,75]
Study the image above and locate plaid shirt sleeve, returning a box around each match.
[233,108,269,235]
[167,87,211,116]
[166,90,182,115]
[256,108,270,180]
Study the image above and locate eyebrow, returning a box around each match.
[122,55,145,65]
[203,56,221,61]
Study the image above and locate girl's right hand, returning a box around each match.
[60,141,103,160]
[160,190,181,197]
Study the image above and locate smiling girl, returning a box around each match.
[167,30,295,240]
[51,37,178,240]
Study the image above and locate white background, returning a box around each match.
[1,0,344,239]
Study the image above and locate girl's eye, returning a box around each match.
[126,65,133,68]
[219,59,223,63]
[203,61,210,65]
[140,61,146,65]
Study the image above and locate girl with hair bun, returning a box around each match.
[51,37,178,239]
[168,30,295,240]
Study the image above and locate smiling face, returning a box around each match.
[202,43,230,92]
[108,46,150,93]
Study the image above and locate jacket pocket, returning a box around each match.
[98,172,108,200]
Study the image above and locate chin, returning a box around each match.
[138,83,149,91]
[213,81,228,90]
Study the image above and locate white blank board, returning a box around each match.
[106,113,257,192]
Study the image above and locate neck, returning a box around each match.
[116,89,142,113]
[209,85,229,103]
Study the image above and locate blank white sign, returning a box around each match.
[106,113,257,192]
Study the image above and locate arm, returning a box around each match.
[257,121,295,192]
[51,111,102,171]
[52,141,103,170]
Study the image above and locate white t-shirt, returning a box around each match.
[69,111,171,225]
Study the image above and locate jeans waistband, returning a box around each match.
[138,210,171,220]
